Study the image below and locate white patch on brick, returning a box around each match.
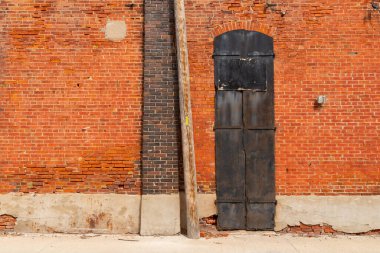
[105,21,127,42]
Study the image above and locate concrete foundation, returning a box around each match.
[275,195,380,233]
[1,193,379,234]
[0,193,140,234]
[140,194,181,236]
[192,194,380,233]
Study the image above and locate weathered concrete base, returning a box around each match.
[1,193,379,234]
[275,195,380,233]
[190,194,380,233]
[180,192,216,230]
[0,193,140,234]
[140,194,180,236]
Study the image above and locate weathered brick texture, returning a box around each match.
[0,214,16,233]
[0,0,379,196]
[142,0,182,194]
[185,0,380,195]
[0,1,143,194]
[281,223,380,236]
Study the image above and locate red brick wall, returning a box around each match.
[1,0,379,196]
[0,1,143,194]
[185,0,380,195]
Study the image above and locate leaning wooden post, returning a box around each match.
[174,0,200,239]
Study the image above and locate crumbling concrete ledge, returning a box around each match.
[275,195,380,233]
[191,194,380,234]
[1,193,379,235]
[0,193,140,234]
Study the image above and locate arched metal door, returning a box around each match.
[214,30,275,230]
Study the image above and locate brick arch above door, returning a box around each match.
[211,21,276,38]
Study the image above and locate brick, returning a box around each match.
[0,0,143,194]
[0,0,379,197]
[141,0,182,195]
[184,0,380,195]
[0,215,16,232]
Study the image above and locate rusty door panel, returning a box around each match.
[215,129,245,201]
[214,29,274,57]
[261,56,274,92]
[244,94,275,230]
[245,155,275,202]
[244,130,275,230]
[244,31,274,56]
[217,202,246,230]
[215,91,242,128]
[243,91,274,129]
[214,30,274,91]
[213,29,245,56]
[246,203,275,230]
[214,57,267,91]
[215,129,245,230]
[244,131,275,202]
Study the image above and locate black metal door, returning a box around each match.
[214,30,275,230]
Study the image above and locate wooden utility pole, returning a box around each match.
[174,0,200,239]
